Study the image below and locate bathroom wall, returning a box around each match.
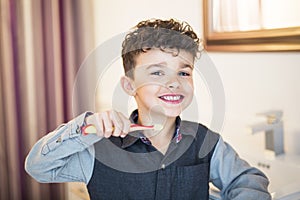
[92,0,300,155]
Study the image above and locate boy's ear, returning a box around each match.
[120,76,136,96]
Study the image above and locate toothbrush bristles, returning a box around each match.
[153,124,163,131]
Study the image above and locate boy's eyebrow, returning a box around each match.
[181,64,194,70]
[145,62,167,69]
[145,62,194,69]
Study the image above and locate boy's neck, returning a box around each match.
[147,120,175,155]
[137,110,177,154]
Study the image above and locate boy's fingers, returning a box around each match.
[101,111,114,138]
[85,110,130,138]
[94,113,104,137]
[112,127,122,137]
[85,113,104,137]
[110,111,124,137]
[118,112,131,137]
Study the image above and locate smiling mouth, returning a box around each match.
[159,95,184,104]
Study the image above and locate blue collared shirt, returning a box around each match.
[25,111,271,199]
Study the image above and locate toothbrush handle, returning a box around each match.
[129,124,154,131]
[82,124,154,135]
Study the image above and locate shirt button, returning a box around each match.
[161,164,165,169]
[56,137,62,143]
[76,125,80,133]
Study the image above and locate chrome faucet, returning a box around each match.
[248,110,284,156]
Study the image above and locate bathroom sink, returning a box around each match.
[209,150,300,200]
[238,150,300,200]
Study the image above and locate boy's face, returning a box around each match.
[125,49,194,118]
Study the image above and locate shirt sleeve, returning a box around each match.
[210,136,272,200]
[25,112,101,184]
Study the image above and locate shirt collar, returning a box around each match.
[121,110,185,148]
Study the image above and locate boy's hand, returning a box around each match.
[85,110,131,138]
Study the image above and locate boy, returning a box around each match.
[25,19,271,199]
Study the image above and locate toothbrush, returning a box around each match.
[82,124,163,136]
[129,124,162,131]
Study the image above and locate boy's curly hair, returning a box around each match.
[121,19,201,78]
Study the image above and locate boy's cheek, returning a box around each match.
[181,79,194,89]
[134,77,166,88]
[135,83,163,93]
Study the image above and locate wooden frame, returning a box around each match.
[203,0,300,52]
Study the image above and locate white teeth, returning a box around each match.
[161,95,181,101]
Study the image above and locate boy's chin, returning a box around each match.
[145,104,184,118]
[161,109,182,118]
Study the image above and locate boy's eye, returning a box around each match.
[178,71,191,76]
[150,71,164,76]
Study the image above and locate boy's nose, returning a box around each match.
[166,78,180,89]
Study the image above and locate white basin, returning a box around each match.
[238,151,300,200]
[209,151,300,200]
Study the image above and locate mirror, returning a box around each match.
[203,0,300,51]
